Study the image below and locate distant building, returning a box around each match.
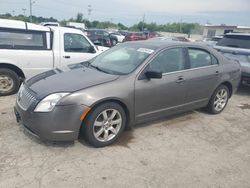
[203,24,250,39]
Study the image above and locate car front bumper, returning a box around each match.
[14,102,89,141]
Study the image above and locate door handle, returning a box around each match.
[176,76,185,83]
[215,71,220,76]
[63,56,71,59]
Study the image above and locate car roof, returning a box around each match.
[122,40,210,50]
[0,18,50,32]
[225,32,250,36]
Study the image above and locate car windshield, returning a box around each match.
[89,45,154,75]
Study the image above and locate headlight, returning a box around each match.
[34,93,69,112]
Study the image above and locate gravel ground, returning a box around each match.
[0,85,250,188]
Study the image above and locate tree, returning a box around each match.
[76,13,83,22]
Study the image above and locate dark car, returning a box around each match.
[86,29,118,47]
[123,32,147,42]
[15,41,241,147]
[214,33,250,84]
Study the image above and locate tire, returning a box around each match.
[207,85,229,114]
[82,102,126,147]
[0,68,20,96]
[111,39,117,46]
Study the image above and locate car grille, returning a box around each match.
[17,85,36,111]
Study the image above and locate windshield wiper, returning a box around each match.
[89,64,110,74]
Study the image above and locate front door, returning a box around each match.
[61,32,97,67]
[135,47,188,122]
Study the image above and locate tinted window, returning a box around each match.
[64,33,92,52]
[217,35,250,49]
[0,30,46,50]
[148,48,185,73]
[188,49,213,68]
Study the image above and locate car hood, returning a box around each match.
[25,67,119,99]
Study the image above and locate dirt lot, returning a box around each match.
[0,85,250,188]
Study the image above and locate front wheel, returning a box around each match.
[207,85,229,114]
[111,39,117,46]
[82,102,126,147]
[0,68,20,96]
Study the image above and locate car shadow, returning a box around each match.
[22,128,75,148]
[236,83,250,96]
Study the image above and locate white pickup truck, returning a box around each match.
[0,19,107,96]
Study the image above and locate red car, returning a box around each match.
[123,32,147,42]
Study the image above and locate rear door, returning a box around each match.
[135,47,188,122]
[184,47,221,103]
[60,30,98,67]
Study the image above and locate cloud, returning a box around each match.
[117,0,250,13]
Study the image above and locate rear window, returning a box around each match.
[0,30,47,50]
[217,35,250,49]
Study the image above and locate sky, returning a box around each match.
[0,0,250,26]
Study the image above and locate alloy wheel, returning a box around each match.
[214,88,228,112]
[93,109,122,142]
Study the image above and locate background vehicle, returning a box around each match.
[86,29,118,47]
[143,31,162,39]
[214,33,250,84]
[40,22,60,26]
[204,35,223,48]
[149,36,179,41]
[66,22,86,30]
[123,32,147,42]
[108,31,125,43]
[0,19,107,96]
[15,41,241,147]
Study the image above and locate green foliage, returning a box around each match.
[0,12,202,34]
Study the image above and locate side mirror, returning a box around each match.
[145,71,162,79]
[88,46,96,53]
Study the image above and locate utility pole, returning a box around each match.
[87,5,92,21]
[22,8,26,16]
[179,18,182,33]
[12,10,15,16]
[141,14,145,32]
[29,0,35,22]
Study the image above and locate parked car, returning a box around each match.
[214,33,250,84]
[0,19,107,96]
[204,35,223,48]
[108,31,125,43]
[144,31,162,39]
[40,22,60,26]
[86,29,118,47]
[148,36,179,41]
[14,41,241,147]
[123,32,147,42]
[175,36,190,42]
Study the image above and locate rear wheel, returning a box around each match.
[0,68,20,96]
[82,102,126,147]
[207,85,229,114]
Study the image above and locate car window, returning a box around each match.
[148,48,185,73]
[188,48,213,68]
[0,30,47,50]
[217,35,250,49]
[64,33,92,53]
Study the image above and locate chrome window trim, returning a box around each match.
[162,64,219,76]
